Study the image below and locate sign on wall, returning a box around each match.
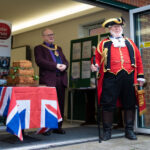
[69,35,98,88]
[140,41,150,48]
[0,19,11,76]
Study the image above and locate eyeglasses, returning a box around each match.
[43,34,54,37]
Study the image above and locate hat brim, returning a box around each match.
[102,18,124,28]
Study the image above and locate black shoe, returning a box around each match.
[53,129,66,134]
[42,130,52,136]
[102,131,111,141]
[125,130,137,140]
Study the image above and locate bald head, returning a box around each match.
[41,28,52,35]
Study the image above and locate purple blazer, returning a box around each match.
[34,44,68,87]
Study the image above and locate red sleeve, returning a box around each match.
[130,40,144,78]
[95,41,103,67]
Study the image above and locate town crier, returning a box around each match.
[91,17,146,141]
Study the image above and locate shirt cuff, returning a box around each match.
[137,78,146,82]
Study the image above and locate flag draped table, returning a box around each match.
[0,86,62,141]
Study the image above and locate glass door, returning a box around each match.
[130,5,150,134]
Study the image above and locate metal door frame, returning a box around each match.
[130,5,150,41]
[130,5,150,134]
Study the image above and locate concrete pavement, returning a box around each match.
[0,121,150,150]
[47,135,150,150]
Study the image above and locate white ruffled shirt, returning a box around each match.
[110,36,126,47]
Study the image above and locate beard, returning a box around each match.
[110,29,123,38]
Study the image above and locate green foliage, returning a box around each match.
[33,75,39,80]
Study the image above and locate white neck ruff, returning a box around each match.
[110,37,126,47]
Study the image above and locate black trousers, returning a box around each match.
[56,76,66,120]
[101,70,136,111]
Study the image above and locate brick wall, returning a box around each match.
[90,27,105,36]
[142,48,150,126]
[140,13,150,126]
[114,0,150,7]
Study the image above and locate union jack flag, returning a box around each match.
[0,87,11,117]
[0,87,62,141]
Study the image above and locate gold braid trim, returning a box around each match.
[108,69,134,75]
[97,41,102,55]
[97,40,111,73]
[97,40,110,66]
[138,73,144,75]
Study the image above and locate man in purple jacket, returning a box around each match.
[34,28,68,135]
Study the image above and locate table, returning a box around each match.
[0,86,62,141]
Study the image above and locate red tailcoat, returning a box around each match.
[95,37,145,113]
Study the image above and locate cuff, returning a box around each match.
[137,78,146,83]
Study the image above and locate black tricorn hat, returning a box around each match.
[102,17,125,28]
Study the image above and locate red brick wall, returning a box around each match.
[139,13,150,126]
[90,27,106,36]
[142,48,150,126]
[114,0,150,7]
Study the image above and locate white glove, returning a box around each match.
[56,64,66,71]
[91,64,99,72]
[56,64,61,70]
[60,64,66,71]
[137,78,146,87]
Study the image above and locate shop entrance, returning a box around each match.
[130,5,150,134]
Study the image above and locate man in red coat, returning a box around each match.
[91,17,146,141]
[34,28,68,135]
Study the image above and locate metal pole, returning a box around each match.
[95,72,101,143]
[91,47,101,143]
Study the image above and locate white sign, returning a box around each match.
[82,41,91,58]
[0,19,11,76]
[81,61,91,79]
[72,62,80,79]
[72,43,81,60]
